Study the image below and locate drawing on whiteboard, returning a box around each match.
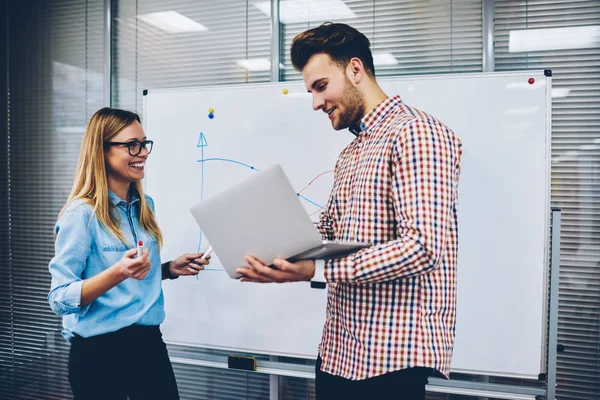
[193,131,333,273]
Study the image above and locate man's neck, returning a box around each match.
[351,83,388,132]
[362,83,388,116]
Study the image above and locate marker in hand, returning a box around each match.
[194,244,213,281]
[200,244,213,260]
[137,240,144,258]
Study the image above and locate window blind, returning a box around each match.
[113,0,272,112]
[495,1,600,399]
[281,0,483,81]
[113,1,273,398]
[0,0,105,399]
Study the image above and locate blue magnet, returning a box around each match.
[208,113,214,119]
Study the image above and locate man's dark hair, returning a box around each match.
[290,22,375,77]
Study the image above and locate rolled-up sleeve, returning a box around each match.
[48,204,92,317]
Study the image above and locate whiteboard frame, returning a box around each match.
[142,70,553,380]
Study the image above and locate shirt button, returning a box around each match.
[358,143,363,148]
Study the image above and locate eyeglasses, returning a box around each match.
[104,139,154,156]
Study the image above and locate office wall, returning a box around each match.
[0,1,598,399]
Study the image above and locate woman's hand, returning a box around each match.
[118,248,151,280]
[168,252,211,277]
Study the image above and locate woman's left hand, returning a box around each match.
[169,252,211,277]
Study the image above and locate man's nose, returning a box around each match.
[312,94,324,111]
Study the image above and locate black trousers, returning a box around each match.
[315,356,430,400]
[68,324,179,400]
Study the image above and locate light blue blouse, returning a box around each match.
[48,191,165,341]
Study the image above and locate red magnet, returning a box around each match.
[528,78,535,84]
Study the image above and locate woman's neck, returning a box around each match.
[107,178,130,203]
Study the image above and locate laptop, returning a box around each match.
[190,164,371,279]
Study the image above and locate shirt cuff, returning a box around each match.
[51,280,90,317]
[310,259,326,289]
[162,261,179,280]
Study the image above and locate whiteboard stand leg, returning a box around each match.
[270,355,279,400]
[546,208,561,400]
[477,375,490,400]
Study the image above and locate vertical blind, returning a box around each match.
[113,1,274,399]
[0,0,104,399]
[494,1,600,399]
[281,0,482,81]
[113,0,272,112]
[0,0,11,396]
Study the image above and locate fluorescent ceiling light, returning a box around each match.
[253,0,356,24]
[509,25,600,52]
[237,58,285,72]
[137,11,208,33]
[551,88,571,99]
[373,53,398,66]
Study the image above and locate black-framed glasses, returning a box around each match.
[104,139,154,156]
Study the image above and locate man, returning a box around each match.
[237,22,462,400]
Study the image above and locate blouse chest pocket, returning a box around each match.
[98,242,130,270]
[101,244,129,252]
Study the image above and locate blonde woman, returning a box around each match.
[48,107,208,400]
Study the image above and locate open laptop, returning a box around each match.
[190,164,371,279]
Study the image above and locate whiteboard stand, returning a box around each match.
[545,207,561,400]
[169,209,562,400]
[269,355,279,400]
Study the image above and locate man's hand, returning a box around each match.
[236,256,315,283]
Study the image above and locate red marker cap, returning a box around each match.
[138,240,143,246]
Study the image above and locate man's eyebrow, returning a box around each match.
[308,78,327,92]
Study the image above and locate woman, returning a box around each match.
[48,107,208,400]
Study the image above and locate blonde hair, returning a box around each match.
[59,107,163,248]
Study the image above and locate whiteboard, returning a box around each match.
[144,71,551,379]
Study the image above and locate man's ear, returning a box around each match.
[347,57,365,84]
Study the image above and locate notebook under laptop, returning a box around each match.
[190,164,371,279]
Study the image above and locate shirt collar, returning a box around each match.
[108,189,140,207]
[352,95,402,135]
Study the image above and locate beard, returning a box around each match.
[332,77,366,130]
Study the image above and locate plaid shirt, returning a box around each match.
[317,95,461,380]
